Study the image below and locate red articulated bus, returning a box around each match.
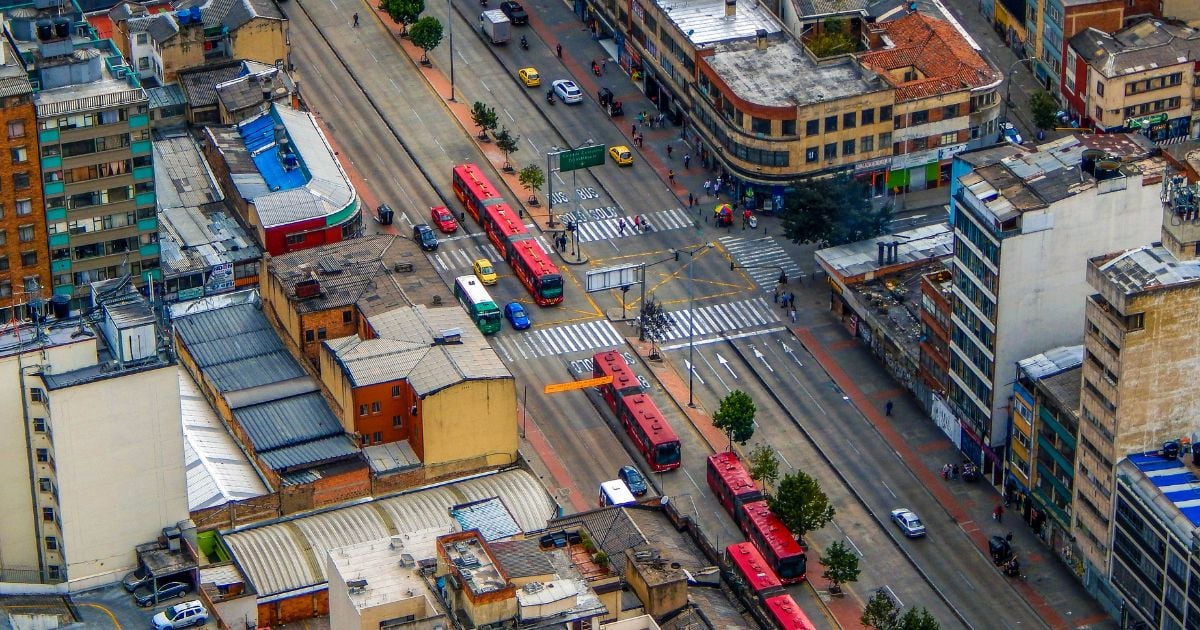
[740,500,806,584]
[764,594,817,630]
[509,239,563,306]
[451,163,504,222]
[616,393,681,472]
[726,542,783,597]
[706,451,764,526]
[481,203,529,254]
[592,350,643,413]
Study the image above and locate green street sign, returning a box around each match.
[1126,112,1168,129]
[559,145,606,172]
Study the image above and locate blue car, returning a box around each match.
[505,302,531,330]
[618,465,648,496]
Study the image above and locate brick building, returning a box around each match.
[0,40,46,321]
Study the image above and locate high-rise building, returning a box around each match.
[4,5,156,312]
[947,134,1163,480]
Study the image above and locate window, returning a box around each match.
[23,277,36,292]
[862,108,875,125]
[136,32,148,45]
[44,536,57,550]
[880,105,892,121]
[16,199,31,216]
[138,57,150,71]
[941,131,959,145]
[0,281,10,297]
[304,330,314,342]
[842,139,855,155]
[317,327,327,340]
[751,117,771,134]
[806,120,819,136]
[42,507,54,521]
[1125,312,1144,330]
[879,131,892,147]
[393,415,403,428]
[48,565,60,580]
[13,172,28,189]
[1096,81,1105,96]
[10,146,26,163]
[373,431,383,443]
[911,110,929,125]
[824,143,837,160]
[782,119,796,135]
[913,137,928,150]
[359,404,368,416]
[342,309,352,323]
[38,478,51,492]
[36,448,48,462]
[943,104,960,118]
[843,111,857,129]
[806,147,818,163]
[862,135,875,152]
[8,120,24,139]
[286,233,305,245]
[824,115,838,133]
[30,388,45,402]
[18,225,33,242]
[391,385,401,398]
[33,417,45,432]
[370,402,381,413]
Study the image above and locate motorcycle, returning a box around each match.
[546,90,555,105]
[480,0,487,6]
[520,36,528,50]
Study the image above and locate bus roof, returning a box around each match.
[452,163,502,203]
[726,542,782,593]
[592,350,642,395]
[620,394,679,445]
[742,500,804,557]
[764,594,817,630]
[511,239,560,277]
[600,479,637,505]
[454,275,499,308]
[484,203,528,240]
[707,452,762,501]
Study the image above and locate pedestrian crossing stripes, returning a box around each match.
[718,236,805,291]
[657,297,779,341]
[492,319,624,360]
[574,207,694,243]
[428,236,553,273]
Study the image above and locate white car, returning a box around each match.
[1001,122,1023,145]
[890,508,926,538]
[552,80,583,104]
[152,600,209,629]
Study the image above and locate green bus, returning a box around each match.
[454,275,502,334]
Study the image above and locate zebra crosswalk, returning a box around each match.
[427,236,554,274]
[491,319,624,361]
[573,207,695,243]
[657,297,779,341]
[718,236,804,292]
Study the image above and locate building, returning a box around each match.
[0,279,188,590]
[858,12,1004,191]
[321,305,517,474]
[1009,345,1082,562]
[0,39,47,323]
[917,266,952,398]
[1018,0,1141,96]
[946,133,1164,482]
[327,536,450,630]
[1064,19,1200,141]
[212,64,297,125]
[1109,452,1200,629]
[203,103,361,254]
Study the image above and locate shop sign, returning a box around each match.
[938,143,968,161]
[854,156,892,173]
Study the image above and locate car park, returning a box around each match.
[122,566,150,592]
[413,224,439,251]
[152,600,209,629]
[499,0,528,24]
[609,145,633,166]
[430,205,458,233]
[473,258,498,285]
[518,67,540,87]
[890,508,926,538]
[618,465,648,496]
[552,80,583,104]
[134,581,189,607]
[504,302,530,329]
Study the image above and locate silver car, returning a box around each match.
[552,80,583,104]
[890,508,926,538]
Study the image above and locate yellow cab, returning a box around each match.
[609,145,633,166]
[518,67,540,87]
[473,258,498,285]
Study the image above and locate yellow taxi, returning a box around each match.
[473,258,498,285]
[609,145,634,166]
[518,67,541,87]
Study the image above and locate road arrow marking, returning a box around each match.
[781,342,803,367]
[716,353,738,379]
[751,345,774,373]
[683,360,706,385]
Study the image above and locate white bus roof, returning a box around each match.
[600,479,636,506]
[454,275,497,306]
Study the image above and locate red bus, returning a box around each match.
[451,163,504,221]
[509,239,563,306]
[592,350,643,413]
[725,542,783,597]
[740,500,806,583]
[617,393,681,472]
[706,452,764,525]
[481,203,529,254]
[764,594,817,630]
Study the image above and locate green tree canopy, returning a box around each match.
[781,175,890,246]
[408,15,443,62]
[494,126,520,169]
[747,444,780,493]
[897,607,939,630]
[806,17,858,57]
[1029,91,1059,130]
[768,471,834,541]
[470,101,498,140]
[713,390,756,448]
[819,540,860,589]
[639,296,672,346]
[378,0,424,34]
[518,164,545,204]
[862,588,901,629]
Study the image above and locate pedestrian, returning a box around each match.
[639,215,647,231]
[666,145,673,159]
[668,169,675,184]
[1005,531,1013,542]
[601,58,608,74]
[618,218,626,235]
[353,12,359,26]
[942,464,950,479]
[885,400,894,416]
[994,505,1004,522]
[632,123,638,136]
[773,286,780,303]
[556,43,562,57]
[703,180,712,196]
[787,292,795,307]
[683,154,691,169]
[789,307,797,323]
[688,192,694,207]
[713,180,721,196]
[952,463,960,479]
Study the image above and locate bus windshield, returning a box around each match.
[656,442,682,466]
[777,555,806,580]
[539,274,563,299]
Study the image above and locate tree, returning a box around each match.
[747,444,780,493]
[408,16,443,63]
[518,164,545,205]
[768,471,834,542]
[470,101,498,141]
[712,390,755,448]
[862,588,901,629]
[1029,90,1059,129]
[807,18,857,57]
[378,0,424,35]
[780,175,890,246]
[897,607,939,630]
[639,295,672,349]
[819,541,860,593]
[494,126,520,171]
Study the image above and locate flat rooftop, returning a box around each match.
[1092,245,1200,294]
[816,223,953,280]
[657,0,781,47]
[707,37,884,107]
[329,535,444,613]
[1122,453,1200,528]
[1018,345,1084,381]
[443,533,507,596]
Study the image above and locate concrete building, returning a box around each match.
[327,536,450,630]
[0,279,187,590]
[1009,345,1082,562]
[1064,19,1200,140]
[947,133,1164,481]
[917,266,953,399]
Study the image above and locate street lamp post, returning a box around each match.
[1001,57,1035,129]
[447,0,455,101]
[673,243,714,407]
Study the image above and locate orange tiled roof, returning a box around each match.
[857,12,1001,102]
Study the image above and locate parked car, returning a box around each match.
[1001,122,1023,145]
[618,465,648,496]
[499,0,528,24]
[134,581,190,607]
[552,80,583,104]
[122,566,150,592]
[413,223,439,251]
[517,67,541,87]
[504,302,530,330]
[430,205,458,233]
[152,600,209,629]
[473,258,498,285]
[890,508,926,538]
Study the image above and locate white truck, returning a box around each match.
[479,10,511,45]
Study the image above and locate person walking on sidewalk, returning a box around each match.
[666,145,673,159]
[789,307,796,323]
[687,192,694,207]
[703,180,712,197]
[885,400,894,416]
[668,170,675,185]
[353,12,360,26]
[994,505,1004,522]
[556,43,562,57]
[683,154,691,169]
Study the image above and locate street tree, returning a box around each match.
[747,444,780,493]
[470,101,498,141]
[780,175,890,246]
[407,16,443,63]
[518,164,545,205]
[494,126,520,171]
[897,607,939,630]
[713,390,756,448]
[862,588,901,629]
[768,471,835,542]
[639,295,672,353]
[378,0,424,35]
[819,541,860,594]
[1029,91,1059,129]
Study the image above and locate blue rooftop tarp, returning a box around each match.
[1128,452,1200,527]
[239,113,308,192]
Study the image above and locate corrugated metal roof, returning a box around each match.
[183,331,286,369]
[450,497,521,541]
[180,367,270,510]
[232,392,343,452]
[258,434,359,471]
[1018,345,1084,380]
[222,469,555,597]
[491,538,554,579]
[203,351,306,393]
[174,302,273,344]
